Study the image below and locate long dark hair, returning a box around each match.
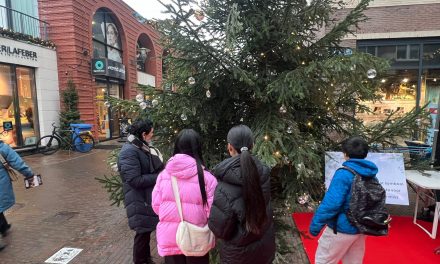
[173,129,207,206]
[227,125,267,234]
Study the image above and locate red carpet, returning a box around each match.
[292,212,440,264]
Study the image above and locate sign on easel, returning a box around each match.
[325,152,409,205]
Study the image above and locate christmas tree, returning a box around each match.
[100,0,427,261]
[59,79,82,146]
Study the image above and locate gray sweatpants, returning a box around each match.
[315,227,365,264]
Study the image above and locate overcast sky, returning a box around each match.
[123,0,172,20]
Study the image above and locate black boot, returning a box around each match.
[1,224,11,237]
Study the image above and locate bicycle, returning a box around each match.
[36,122,95,155]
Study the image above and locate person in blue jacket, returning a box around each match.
[309,136,378,264]
[0,141,35,251]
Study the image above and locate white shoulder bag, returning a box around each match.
[171,176,215,256]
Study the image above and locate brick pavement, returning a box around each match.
[0,149,162,264]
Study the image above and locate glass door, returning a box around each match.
[96,81,123,140]
[109,83,122,138]
[16,67,38,146]
[96,83,110,140]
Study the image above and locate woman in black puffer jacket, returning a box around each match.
[118,119,164,264]
[208,125,276,264]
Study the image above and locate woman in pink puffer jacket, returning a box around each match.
[152,129,217,264]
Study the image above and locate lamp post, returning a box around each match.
[136,47,150,72]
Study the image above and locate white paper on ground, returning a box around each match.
[45,248,83,264]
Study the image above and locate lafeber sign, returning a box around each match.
[0,45,37,60]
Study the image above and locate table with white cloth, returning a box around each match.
[406,170,440,239]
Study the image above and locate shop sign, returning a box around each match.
[0,45,37,61]
[92,59,107,75]
[91,58,126,80]
[3,121,12,131]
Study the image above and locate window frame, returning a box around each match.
[92,9,123,61]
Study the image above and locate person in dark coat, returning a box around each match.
[208,125,276,264]
[118,119,164,264]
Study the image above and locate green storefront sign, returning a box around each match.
[91,58,126,80]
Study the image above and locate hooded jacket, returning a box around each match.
[0,142,33,213]
[208,155,276,264]
[152,154,218,257]
[309,158,379,236]
[118,142,164,233]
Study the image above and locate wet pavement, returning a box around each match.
[0,147,162,264]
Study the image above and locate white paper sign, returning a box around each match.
[325,152,409,205]
[45,248,83,264]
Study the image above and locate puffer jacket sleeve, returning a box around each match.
[208,186,237,240]
[152,171,164,215]
[309,169,352,236]
[2,144,33,177]
[119,147,158,188]
[204,171,218,218]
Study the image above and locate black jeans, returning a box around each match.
[0,212,8,233]
[133,231,151,264]
[164,254,209,264]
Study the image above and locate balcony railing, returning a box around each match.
[0,5,49,40]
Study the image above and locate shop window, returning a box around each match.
[16,67,37,146]
[0,64,37,147]
[361,44,420,62]
[396,45,406,60]
[377,46,395,60]
[421,69,440,144]
[396,45,419,61]
[92,8,123,63]
[357,69,418,125]
[136,34,156,76]
[410,45,420,60]
[0,64,16,146]
[423,43,440,66]
[92,41,106,58]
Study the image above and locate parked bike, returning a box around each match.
[36,123,95,155]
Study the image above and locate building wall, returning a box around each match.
[333,3,440,47]
[0,36,59,138]
[38,0,162,132]
[343,0,440,8]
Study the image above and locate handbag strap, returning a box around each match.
[0,152,17,181]
[171,176,184,222]
[0,153,8,168]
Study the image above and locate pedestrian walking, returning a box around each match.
[152,129,217,264]
[208,125,276,264]
[309,136,382,264]
[0,140,36,251]
[118,118,164,264]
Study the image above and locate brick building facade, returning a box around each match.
[38,0,162,140]
[337,0,440,144]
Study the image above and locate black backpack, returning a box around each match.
[341,166,391,236]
